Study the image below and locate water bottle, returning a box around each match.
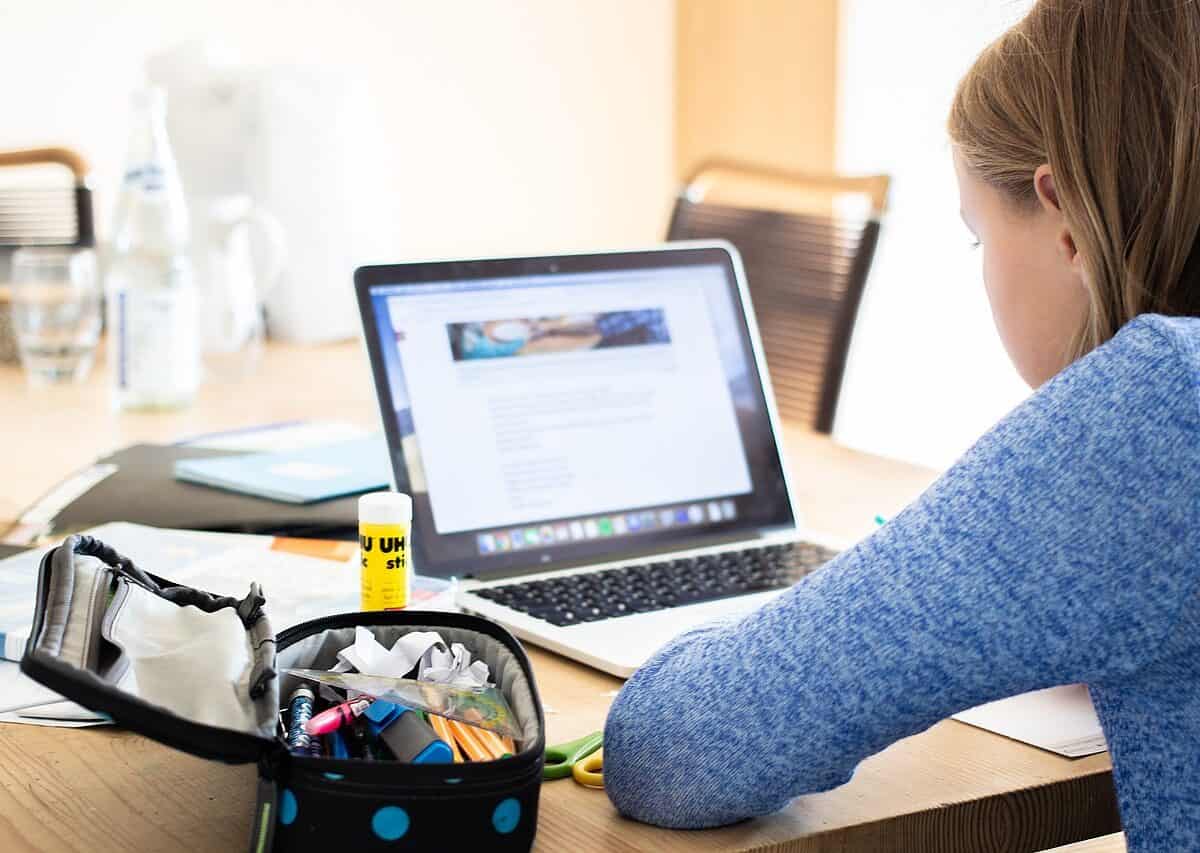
[105,87,200,410]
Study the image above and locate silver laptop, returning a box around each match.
[354,242,840,677]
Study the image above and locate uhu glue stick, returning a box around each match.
[359,491,413,611]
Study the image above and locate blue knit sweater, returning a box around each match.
[604,314,1200,852]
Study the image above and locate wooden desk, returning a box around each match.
[0,342,1121,851]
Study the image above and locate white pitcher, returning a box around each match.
[196,194,286,381]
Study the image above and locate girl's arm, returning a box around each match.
[603,315,1200,829]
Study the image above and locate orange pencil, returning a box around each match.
[471,724,509,759]
[449,719,512,760]
[447,720,494,762]
[428,714,463,763]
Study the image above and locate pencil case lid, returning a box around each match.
[20,534,280,763]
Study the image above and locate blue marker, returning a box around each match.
[364,700,453,764]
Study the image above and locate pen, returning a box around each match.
[285,686,318,755]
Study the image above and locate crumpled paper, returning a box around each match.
[328,627,491,695]
[418,642,490,688]
[336,627,443,677]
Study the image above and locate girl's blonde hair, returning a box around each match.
[948,0,1200,361]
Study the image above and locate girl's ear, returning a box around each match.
[1034,164,1085,274]
[1034,163,1062,212]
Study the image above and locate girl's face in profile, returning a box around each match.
[953,149,1090,388]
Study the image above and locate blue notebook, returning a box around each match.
[173,436,390,504]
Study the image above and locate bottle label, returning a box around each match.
[360,522,410,610]
[122,163,166,192]
[115,281,199,398]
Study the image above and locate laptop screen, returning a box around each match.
[356,246,796,579]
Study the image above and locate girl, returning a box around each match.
[603,2,1200,850]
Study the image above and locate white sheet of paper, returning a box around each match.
[0,662,108,726]
[173,546,359,629]
[14,700,107,722]
[0,661,67,713]
[952,684,1107,758]
[13,464,119,531]
[0,712,107,728]
[0,547,47,660]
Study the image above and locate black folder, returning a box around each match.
[45,444,359,540]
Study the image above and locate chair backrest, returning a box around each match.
[0,147,94,362]
[0,147,94,250]
[667,160,888,433]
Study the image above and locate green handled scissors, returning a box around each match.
[543,730,604,787]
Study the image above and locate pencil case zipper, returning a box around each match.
[282,754,543,795]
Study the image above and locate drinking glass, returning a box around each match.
[10,247,101,385]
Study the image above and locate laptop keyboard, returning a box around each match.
[471,541,838,627]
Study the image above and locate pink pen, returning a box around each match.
[304,696,373,736]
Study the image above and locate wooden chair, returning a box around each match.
[0,147,94,248]
[667,160,889,432]
[0,146,95,362]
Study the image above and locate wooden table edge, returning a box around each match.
[730,765,1119,853]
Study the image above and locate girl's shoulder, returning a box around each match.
[1035,313,1200,437]
[1112,313,1200,388]
[1123,313,1200,356]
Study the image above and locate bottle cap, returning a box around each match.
[359,491,412,525]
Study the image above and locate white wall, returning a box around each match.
[0,1,675,261]
[834,0,1034,470]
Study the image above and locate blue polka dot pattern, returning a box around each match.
[371,806,410,841]
[279,789,297,826]
[492,797,520,834]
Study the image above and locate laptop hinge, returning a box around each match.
[463,527,797,582]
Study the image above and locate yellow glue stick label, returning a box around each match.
[360,521,409,610]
